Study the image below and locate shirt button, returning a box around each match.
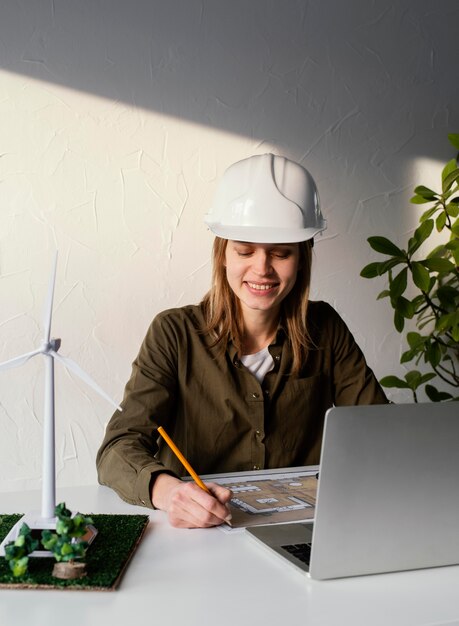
[274,355,280,361]
[263,389,269,397]
[252,392,260,399]
[255,429,262,437]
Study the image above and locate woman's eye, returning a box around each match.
[272,252,290,259]
[236,250,253,257]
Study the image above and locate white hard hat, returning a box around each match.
[204,153,327,243]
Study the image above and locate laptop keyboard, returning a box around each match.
[282,542,312,565]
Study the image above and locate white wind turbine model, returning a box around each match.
[0,252,121,556]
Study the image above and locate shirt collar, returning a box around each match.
[228,327,287,365]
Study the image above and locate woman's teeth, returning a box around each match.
[247,282,275,291]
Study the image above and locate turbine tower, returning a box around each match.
[0,252,121,555]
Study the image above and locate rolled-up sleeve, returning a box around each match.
[96,313,180,508]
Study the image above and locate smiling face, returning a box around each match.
[224,240,301,319]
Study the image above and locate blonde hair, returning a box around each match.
[201,237,313,375]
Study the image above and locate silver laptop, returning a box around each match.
[246,401,459,580]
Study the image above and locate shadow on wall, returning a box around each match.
[1,0,458,167]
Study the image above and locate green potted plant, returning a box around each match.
[41,503,94,580]
[360,133,459,402]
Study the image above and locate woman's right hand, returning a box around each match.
[151,473,233,528]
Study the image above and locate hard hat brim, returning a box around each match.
[204,220,327,244]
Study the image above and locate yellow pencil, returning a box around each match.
[157,426,212,495]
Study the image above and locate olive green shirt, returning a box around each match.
[96,301,388,508]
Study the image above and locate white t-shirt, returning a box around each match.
[240,346,275,383]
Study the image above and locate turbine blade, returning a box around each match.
[43,251,58,344]
[0,349,42,371]
[50,351,122,411]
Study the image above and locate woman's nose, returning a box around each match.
[253,251,272,275]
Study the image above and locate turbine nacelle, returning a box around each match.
[41,338,61,353]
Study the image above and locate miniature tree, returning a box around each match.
[4,523,39,577]
[41,503,94,579]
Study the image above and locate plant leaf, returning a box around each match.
[414,185,438,200]
[408,219,434,255]
[420,205,440,221]
[395,296,414,319]
[406,331,424,348]
[426,243,447,259]
[390,268,408,299]
[442,159,458,192]
[379,375,410,389]
[419,372,437,384]
[360,262,383,278]
[394,309,405,332]
[425,384,453,401]
[422,257,455,272]
[425,342,442,368]
[437,285,459,308]
[411,194,434,204]
[368,236,404,257]
[405,370,422,388]
[411,261,431,291]
[414,184,440,200]
[436,311,459,333]
[448,133,459,150]
[379,258,404,274]
[400,348,417,363]
[446,202,459,218]
[442,169,459,193]
[436,211,447,232]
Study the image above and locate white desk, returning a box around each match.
[1,484,459,626]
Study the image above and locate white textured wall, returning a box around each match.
[0,0,458,492]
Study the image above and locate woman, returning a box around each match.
[96,154,387,528]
